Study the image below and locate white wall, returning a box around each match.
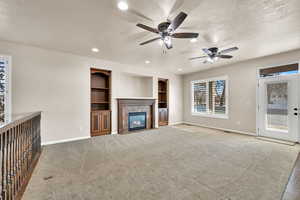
[0,40,183,144]
[183,49,300,135]
[117,73,153,98]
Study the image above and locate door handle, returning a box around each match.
[294,113,298,116]
[294,108,298,111]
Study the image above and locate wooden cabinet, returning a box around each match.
[90,68,111,136]
[91,110,111,136]
[100,110,111,133]
[158,79,168,126]
[159,108,168,126]
[91,111,101,134]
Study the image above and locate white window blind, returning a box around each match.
[192,82,207,113]
[192,77,228,118]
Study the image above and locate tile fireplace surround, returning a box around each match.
[117,98,155,134]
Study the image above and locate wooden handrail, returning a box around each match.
[0,112,42,200]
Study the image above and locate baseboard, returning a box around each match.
[256,137,296,146]
[111,131,118,135]
[183,121,257,136]
[168,121,184,126]
[42,136,91,146]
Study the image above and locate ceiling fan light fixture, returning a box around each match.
[164,37,171,45]
[137,12,198,50]
[213,57,219,61]
[118,1,128,11]
[207,57,214,63]
[190,46,238,63]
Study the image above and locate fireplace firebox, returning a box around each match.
[128,112,147,131]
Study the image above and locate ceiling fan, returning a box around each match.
[189,47,239,63]
[136,12,199,49]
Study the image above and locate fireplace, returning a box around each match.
[128,112,147,131]
[117,98,155,134]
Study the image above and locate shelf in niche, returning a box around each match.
[91,101,109,104]
[91,109,110,111]
[91,87,109,90]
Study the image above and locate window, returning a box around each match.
[191,76,228,118]
[0,56,11,124]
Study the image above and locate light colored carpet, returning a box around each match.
[23,125,299,200]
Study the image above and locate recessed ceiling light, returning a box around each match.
[118,1,129,11]
[145,60,150,64]
[178,68,183,72]
[91,48,99,53]
[190,38,197,43]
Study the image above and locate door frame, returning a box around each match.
[256,61,300,142]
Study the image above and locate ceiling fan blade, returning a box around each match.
[203,48,212,56]
[137,24,159,34]
[140,37,161,45]
[219,47,239,54]
[171,32,199,38]
[217,54,233,59]
[189,56,208,60]
[169,12,187,31]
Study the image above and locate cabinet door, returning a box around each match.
[159,109,162,121]
[91,111,101,135]
[159,108,168,126]
[100,111,111,134]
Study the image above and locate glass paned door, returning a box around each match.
[266,82,288,131]
[258,75,299,142]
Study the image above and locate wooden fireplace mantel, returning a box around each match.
[117,98,156,134]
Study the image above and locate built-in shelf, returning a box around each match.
[91,87,110,90]
[158,79,168,126]
[91,68,112,136]
[91,101,109,104]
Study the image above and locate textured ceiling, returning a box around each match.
[0,0,299,74]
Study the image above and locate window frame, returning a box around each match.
[191,76,229,119]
